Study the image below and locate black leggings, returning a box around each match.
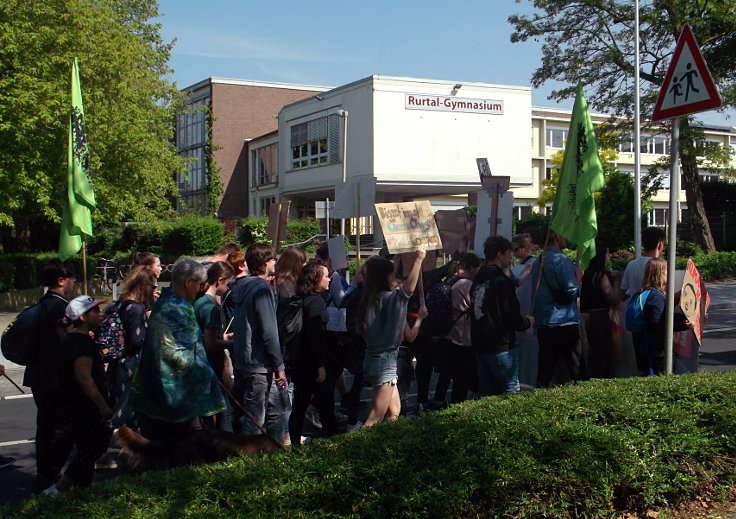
[60,409,112,488]
[288,362,338,445]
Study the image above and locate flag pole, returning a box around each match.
[529,224,552,315]
[634,0,642,258]
[81,239,88,295]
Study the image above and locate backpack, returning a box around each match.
[1,292,66,366]
[625,289,651,333]
[277,295,303,361]
[421,276,463,337]
[1,304,43,365]
[96,301,132,361]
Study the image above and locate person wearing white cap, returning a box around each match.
[43,295,110,495]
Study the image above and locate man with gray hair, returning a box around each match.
[130,258,226,440]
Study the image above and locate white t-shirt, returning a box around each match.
[621,256,652,298]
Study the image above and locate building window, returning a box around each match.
[648,208,669,226]
[260,196,276,216]
[290,115,339,170]
[545,128,567,149]
[618,133,670,155]
[175,95,210,215]
[513,205,533,220]
[545,167,553,180]
[252,143,278,186]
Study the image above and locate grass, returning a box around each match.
[3,371,736,518]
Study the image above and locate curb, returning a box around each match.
[710,303,736,310]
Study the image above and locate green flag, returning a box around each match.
[549,84,605,270]
[59,58,95,261]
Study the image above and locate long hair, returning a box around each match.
[586,240,609,274]
[120,266,158,305]
[641,257,667,293]
[275,246,306,290]
[357,256,396,330]
[296,259,327,297]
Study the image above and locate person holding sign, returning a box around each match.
[357,245,427,428]
[629,258,692,375]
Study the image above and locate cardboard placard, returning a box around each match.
[266,202,290,250]
[374,200,443,254]
[327,236,348,271]
[680,259,709,344]
[434,209,469,254]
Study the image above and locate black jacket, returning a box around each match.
[470,265,531,354]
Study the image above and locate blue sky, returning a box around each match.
[156,0,732,126]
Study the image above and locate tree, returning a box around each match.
[0,0,188,250]
[510,0,736,253]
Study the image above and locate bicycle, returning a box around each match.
[93,258,127,295]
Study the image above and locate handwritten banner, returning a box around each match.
[374,200,443,254]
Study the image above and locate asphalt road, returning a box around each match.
[1,308,735,507]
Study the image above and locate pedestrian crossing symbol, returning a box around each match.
[652,24,721,121]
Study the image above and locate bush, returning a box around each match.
[120,221,172,254]
[238,216,268,247]
[284,218,321,252]
[161,215,225,257]
[6,372,736,518]
[515,213,550,247]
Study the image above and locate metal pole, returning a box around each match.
[634,0,642,258]
[325,197,330,240]
[664,117,680,375]
[339,110,349,237]
[355,182,361,269]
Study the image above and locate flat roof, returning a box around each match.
[181,77,332,93]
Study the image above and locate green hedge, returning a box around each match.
[162,215,225,257]
[4,372,736,518]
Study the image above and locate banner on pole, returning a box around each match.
[374,200,442,254]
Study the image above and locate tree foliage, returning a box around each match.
[510,0,736,252]
[0,0,188,248]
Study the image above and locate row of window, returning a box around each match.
[290,115,340,170]
[545,128,673,155]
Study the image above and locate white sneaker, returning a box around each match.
[42,485,62,496]
[346,421,364,432]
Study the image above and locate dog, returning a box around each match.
[114,426,282,470]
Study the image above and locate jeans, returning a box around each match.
[233,372,284,443]
[475,348,520,396]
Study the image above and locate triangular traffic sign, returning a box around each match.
[652,24,721,122]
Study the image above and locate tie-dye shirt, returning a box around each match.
[130,288,225,423]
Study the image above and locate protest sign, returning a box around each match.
[374,200,442,254]
[266,201,290,251]
[327,236,348,271]
[474,189,513,257]
[434,209,469,254]
[680,259,708,344]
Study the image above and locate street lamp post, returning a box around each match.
[337,110,349,238]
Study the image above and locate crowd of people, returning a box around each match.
[9,225,691,494]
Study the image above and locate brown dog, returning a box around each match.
[114,426,282,470]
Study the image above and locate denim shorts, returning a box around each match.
[363,349,398,387]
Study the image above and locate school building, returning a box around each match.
[175,75,736,245]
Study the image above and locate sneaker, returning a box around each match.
[305,407,322,429]
[94,453,118,470]
[346,421,364,432]
[0,455,15,469]
[42,485,62,496]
